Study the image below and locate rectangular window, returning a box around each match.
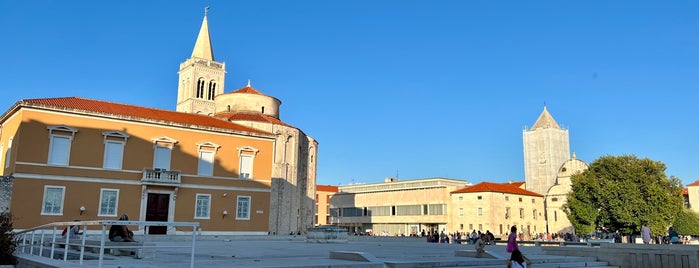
[236,196,251,220]
[103,141,125,169]
[519,208,525,219]
[533,209,537,220]
[518,197,523,202]
[458,196,463,201]
[195,194,211,219]
[153,146,171,170]
[48,135,71,165]
[477,207,483,216]
[478,224,482,231]
[98,189,119,216]
[4,137,11,168]
[506,207,511,219]
[532,198,535,204]
[505,196,509,201]
[477,196,482,200]
[42,186,65,215]
[239,154,253,179]
[198,150,214,176]
[459,208,464,216]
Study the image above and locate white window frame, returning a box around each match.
[4,138,11,168]
[194,194,211,219]
[458,208,464,217]
[47,126,77,166]
[196,142,220,177]
[477,207,483,216]
[152,136,178,170]
[236,195,251,220]
[103,140,125,170]
[41,186,66,215]
[47,135,72,166]
[102,131,129,170]
[98,188,119,217]
[237,146,259,179]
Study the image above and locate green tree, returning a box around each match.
[0,212,18,265]
[563,155,684,236]
[673,209,699,236]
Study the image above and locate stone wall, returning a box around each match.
[0,176,12,212]
[542,242,699,268]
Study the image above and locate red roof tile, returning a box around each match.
[20,97,272,135]
[452,182,543,197]
[502,181,525,188]
[231,86,266,95]
[217,112,291,127]
[687,180,699,187]
[317,185,339,192]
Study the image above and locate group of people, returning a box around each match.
[61,214,136,242]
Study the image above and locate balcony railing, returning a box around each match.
[142,169,181,185]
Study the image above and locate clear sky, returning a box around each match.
[1,1,698,187]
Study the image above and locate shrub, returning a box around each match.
[0,212,18,265]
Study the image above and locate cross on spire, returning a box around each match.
[205,6,210,16]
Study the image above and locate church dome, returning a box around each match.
[214,82,281,119]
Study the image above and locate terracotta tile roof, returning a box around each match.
[451,181,543,197]
[687,180,699,187]
[231,85,266,95]
[20,97,272,135]
[216,112,291,127]
[317,185,339,192]
[502,181,525,188]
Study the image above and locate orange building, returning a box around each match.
[315,185,338,226]
[0,12,317,235]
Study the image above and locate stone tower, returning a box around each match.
[523,107,570,195]
[176,12,226,115]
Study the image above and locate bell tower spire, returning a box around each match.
[176,7,226,115]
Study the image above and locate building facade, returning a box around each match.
[450,181,546,237]
[544,155,588,234]
[523,107,570,196]
[175,13,318,236]
[329,178,470,236]
[315,185,338,226]
[0,12,317,235]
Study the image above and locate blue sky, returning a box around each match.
[1,1,698,187]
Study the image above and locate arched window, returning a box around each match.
[227,105,231,112]
[207,81,216,100]
[261,106,265,114]
[196,78,205,98]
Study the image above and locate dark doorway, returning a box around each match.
[146,193,169,234]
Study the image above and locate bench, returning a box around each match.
[52,238,154,258]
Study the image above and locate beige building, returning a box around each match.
[330,178,470,236]
[523,107,570,196]
[451,181,545,237]
[545,154,588,234]
[687,180,699,214]
[315,185,338,226]
[0,11,317,235]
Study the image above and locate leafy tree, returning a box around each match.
[563,155,684,236]
[673,209,699,236]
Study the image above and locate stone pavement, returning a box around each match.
[17,235,567,268]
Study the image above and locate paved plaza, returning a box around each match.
[19,235,556,268]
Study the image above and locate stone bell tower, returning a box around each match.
[176,8,226,115]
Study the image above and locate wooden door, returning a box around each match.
[146,193,169,234]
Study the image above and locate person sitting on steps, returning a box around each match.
[109,214,136,242]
